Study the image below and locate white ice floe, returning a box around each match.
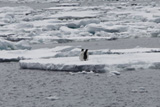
[0,46,160,62]
[109,71,120,76]
[0,38,31,50]
[56,3,80,7]
[0,46,77,61]
[46,96,60,100]
[19,52,160,72]
[85,23,128,34]
[0,46,155,72]
[49,10,100,20]
[66,19,100,28]
[0,43,159,72]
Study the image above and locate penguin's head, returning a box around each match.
[81,49,84,51]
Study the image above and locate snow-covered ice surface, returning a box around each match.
[1,46,154,72]
[19,51,160,72]
[0,45,159,60]
[0,46,79,61]
[0,45,159,72]
[0,44,158,57]
[0,0,160,48]
[0,38,31,50]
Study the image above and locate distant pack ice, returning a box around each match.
[1,2,160,45]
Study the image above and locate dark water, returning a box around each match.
[31,37,160,50]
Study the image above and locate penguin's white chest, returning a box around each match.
[79,52,84,61]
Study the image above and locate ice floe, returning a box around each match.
[0,2,160,45]
[0,46,160,61]
[0,45,159,72]
[49,10,100,20]
[0,46,76,61]
[46,95,60,100]
[0,38,31,50]
[19,52,160,72]
[108,70,121,76]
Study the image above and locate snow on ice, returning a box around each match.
[0,46,77,61]
[0,38,31,50]
[19,51,160,72]
[0,45,157,72]
[0,46,160,61]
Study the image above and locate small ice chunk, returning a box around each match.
[46,96,59,100]
[109,71,120,76]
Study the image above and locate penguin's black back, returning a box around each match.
[84,49,88,61]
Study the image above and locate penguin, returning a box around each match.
[83,49,89,61]
[79,49,84,61]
